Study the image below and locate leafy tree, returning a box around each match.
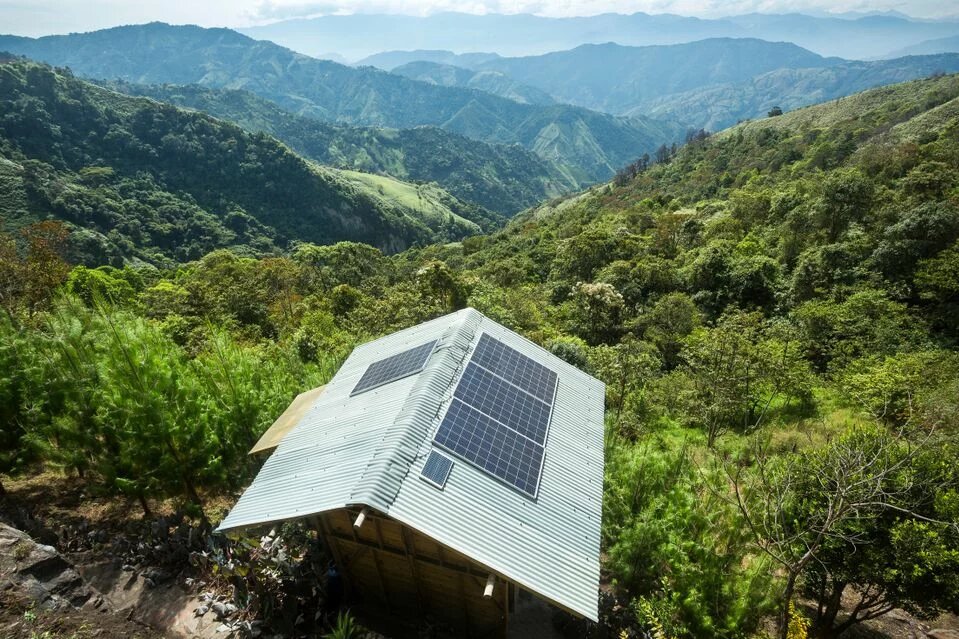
[730,426,958,639]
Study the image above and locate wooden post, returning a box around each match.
[400,525,428,612]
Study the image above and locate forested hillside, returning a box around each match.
[0,22,685,184]
[472,38,840,114]
[641,52,959,130]
[0,60,494,265]
[390,61,556,105]
[2,64,958,639]
[101,80,577,215]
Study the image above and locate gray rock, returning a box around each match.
[0,523,93,610]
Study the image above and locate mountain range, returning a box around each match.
[364,39,959,131]
[99,80,576,215]
[239,11,959,61]
[0,59,496,265]
[0,23,684,186]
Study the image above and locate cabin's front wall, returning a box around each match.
[318,507,509,637]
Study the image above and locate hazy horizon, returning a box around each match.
[1,1,957,38]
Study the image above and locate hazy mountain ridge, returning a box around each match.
[0,22,684,186]
[239,11,959,61]
[468,39,842,115]
[637,53,959,131]
[882,35,959,58]
[356,49,501,70]
[0,59,494,265]
[390,61,556,106]
[373,39,959,133]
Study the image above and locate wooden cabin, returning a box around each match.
[219,309,606,636]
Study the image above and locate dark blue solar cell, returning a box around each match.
[453,362,551,445]
[420,450,454,488]
[470,334,557,403]
[434,399,544,498]
[351,340,437,396]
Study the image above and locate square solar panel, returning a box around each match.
[453,362,551,445]
[470,334,558,403]
[434,399,544,497]
[351,340,438,396]
[431,334,558,499]
[420,450,454,489]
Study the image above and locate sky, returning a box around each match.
[1,0,955,37]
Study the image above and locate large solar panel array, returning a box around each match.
[433,334,558,498]
[351,340,437,396]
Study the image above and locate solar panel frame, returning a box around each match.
[420,450,454,489]
[351,340,438,396]
[432,332,560,499]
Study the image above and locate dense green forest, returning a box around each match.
[100,80,578,215]
[0,22,686,184]
[0,59,498,266]
[2,68,959,638]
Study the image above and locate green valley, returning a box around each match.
[101,80,577,215]
[0,59,493,265]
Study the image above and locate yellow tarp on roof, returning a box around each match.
[249,385,326,455]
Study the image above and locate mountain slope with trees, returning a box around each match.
[100,80,577,215]
[0,23,684,185]
[0,60,494,266]
[390,60,556,105]
[638,53,959,130]
[472,38,841,114]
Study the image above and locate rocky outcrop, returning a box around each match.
[0,523,99,610]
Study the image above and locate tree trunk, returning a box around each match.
[138,492,152,518]
[0,477,5,496]
[779,572,798,639]
[813,580,846,637]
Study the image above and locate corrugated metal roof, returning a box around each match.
[217,308,605,621]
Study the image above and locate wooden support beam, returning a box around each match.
[400,526,428,612]
[329,529,481,580]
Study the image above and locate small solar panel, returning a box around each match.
[351,340,437,396]
[432,334,557,498]
[470,334,558,403]
[420,450,454,488]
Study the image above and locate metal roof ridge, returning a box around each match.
[348,308,484,511]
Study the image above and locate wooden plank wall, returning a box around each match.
[318,507,509,638]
